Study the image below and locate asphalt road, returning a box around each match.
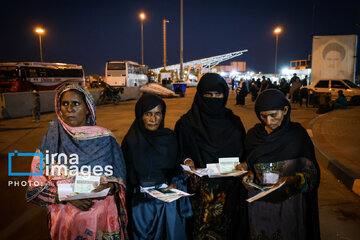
[0,87,359,239]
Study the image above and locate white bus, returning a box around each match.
[105,61,148,87]
[0,62,84,92]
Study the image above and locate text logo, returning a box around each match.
[8,150,43,176]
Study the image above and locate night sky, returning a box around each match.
[1,0,359,76]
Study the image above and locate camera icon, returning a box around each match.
[8,150,43,176]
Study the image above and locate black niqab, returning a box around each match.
[175,73,246,167]
[121,94,179,187]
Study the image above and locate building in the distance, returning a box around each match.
[213,61,246,73]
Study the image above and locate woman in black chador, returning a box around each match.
[175,73,249,240]
[122,94,192,240]
[242,89,320,240]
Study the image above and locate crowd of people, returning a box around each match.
[234,73,310,107]
[26,73,320,240]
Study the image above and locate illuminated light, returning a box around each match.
[281,67,289,75]
[274,27,282,34]
[230,70,238,76]
[219,71,226,77]
[139,13,146,20]
[35,27,45,34]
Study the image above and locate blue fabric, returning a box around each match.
[131,189,187,240]
[40,117,126,181]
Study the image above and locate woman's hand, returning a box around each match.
[164,183,178,191]
[262,175,301,203]
[68,199,94,211]
[183,158,195,170]
[235,162,248,171]
[182,158,195,176]
[242,171,255,190]
[92,182,116,194]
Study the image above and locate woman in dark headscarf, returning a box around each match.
[27,85,128,240]
[242,89,320,240]
[175,73,248,240]
[122,94,192,240]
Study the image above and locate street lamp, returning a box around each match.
[139,13,146,65]
[35,27,45,62]
[274,27,282,75]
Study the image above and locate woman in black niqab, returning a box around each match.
[175,73,249,240]
[244,89,320,240]
[122,94,192,240]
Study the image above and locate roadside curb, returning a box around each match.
[307,113,360,197]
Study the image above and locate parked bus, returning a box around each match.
[105,61,148,87]
[0,62,85,92]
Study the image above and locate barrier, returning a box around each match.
[0,87,140,119]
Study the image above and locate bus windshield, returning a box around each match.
[108,63,126,70]
[0,66,19,81]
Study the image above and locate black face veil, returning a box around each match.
[175,73,246,167]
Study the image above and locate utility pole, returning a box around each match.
[163,19,169,69]
[180,0,183,81]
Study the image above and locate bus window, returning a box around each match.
[0,67,19,81]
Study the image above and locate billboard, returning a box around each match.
[311,35,358,82]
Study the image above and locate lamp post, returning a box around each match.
[180,0,183,81]
[35,27,45,62]
[163,19,170,69]
[274,27,282,75]
[139,13,146,65]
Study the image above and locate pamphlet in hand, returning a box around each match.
[206,163,247,178]
[180,164,208,177]
[246,182,285,203]
[58,175,109,201]
[141,184,193,203]
[181,162,247,178]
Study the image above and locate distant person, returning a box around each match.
[236,78,248,105]
[279,78,290,96]
[299,87,309,107]
[260,76,269,92]
[255,78,261,89]
[321,42,348,79]
[334,90,348,109]
[32,88,40,122]
[302,75,308,86]
[250,81,259,102]
[289,73,298,85]
[289,78,302,103]
[231,77,235,90]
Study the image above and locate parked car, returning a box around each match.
[303,79,360,105]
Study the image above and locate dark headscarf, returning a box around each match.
[245,89,320,239]
[175,73,246,167]
[245,89,317,166]
[254,88,291,130]
[122,94,179,187]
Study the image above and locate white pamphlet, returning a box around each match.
[218,157,239,173]
[141,184,193,203]
[58,182,110,201]
[180,164,208,177]
[74,175,101,193]
[206,163,247,178]
[246,182,285,203]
